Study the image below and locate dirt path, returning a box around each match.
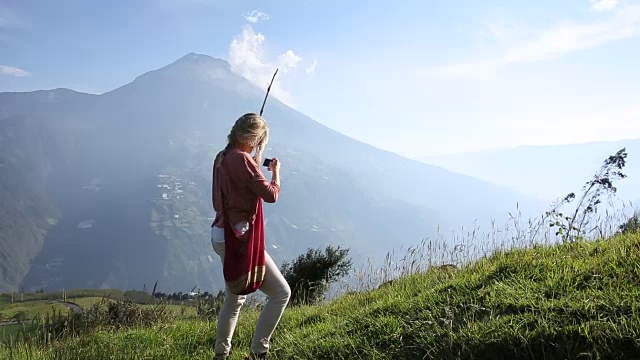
[49,300,83,314]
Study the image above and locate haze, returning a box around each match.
[0,0,638,294]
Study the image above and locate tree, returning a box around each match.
[546,148,628,242]
[281,245,353,306]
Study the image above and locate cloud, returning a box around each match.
[591,0,619,12]
[243,10,269,24]
[228,24,302,107]
[431,3,640,79]
[0,6,27,28]
[431,61,495,79]
[501,17,638,64]
[305,59,318,74]
[0,65,31,77]
[277,50,302,71]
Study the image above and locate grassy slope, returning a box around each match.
[2,233,640,359]
[0,289,125,304]
[0,291,196,323]
[0,289,126,323]
[0,303,69,321]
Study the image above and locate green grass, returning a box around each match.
[67,297,109,309]
[0,324,28,340]
[1,233,640,359]
[0,302,70,342]
[0,302,70,321]
[0,289,125,305]
[69,296,198,317]
[146,304,197,318]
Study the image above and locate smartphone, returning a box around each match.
[262,158,272,167]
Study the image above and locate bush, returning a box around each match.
[15,299,171,346]
[11,311,28,324]
[545,147,628,242]
[196,290,225,320]
[618,212,640,235]
[281,246,352,306]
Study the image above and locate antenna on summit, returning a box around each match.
[259,68,278,116]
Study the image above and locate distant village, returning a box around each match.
[154,173,214,224]
[157,174,195,201]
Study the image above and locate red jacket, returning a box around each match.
[211,148,279,228]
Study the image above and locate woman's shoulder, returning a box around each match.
[225,149,257,168]
[225,148,251,160]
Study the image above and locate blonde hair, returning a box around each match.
[224,112,269,164]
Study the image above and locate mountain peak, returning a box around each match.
[172,52,231,69]
[112,52,237,95]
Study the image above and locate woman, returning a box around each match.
[210,113,291,360]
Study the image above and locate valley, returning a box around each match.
[0,53,540,294]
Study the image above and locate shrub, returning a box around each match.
[196,290,225,320]
[546,148,628,242]
[618,212,640,235]
[15,298,171,346]
[11,311,28,324]
[281,246,353,306]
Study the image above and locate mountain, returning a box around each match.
[421,139,640,204]
[0,53,539,294]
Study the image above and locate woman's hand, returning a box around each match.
[268,157,280,173]
[268,157,281,189]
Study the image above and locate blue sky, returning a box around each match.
[1,0,639,157]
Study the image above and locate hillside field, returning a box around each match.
[0,231,638,359]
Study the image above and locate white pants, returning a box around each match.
[211,227,291,355]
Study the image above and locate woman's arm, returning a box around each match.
[242,154,280,203]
